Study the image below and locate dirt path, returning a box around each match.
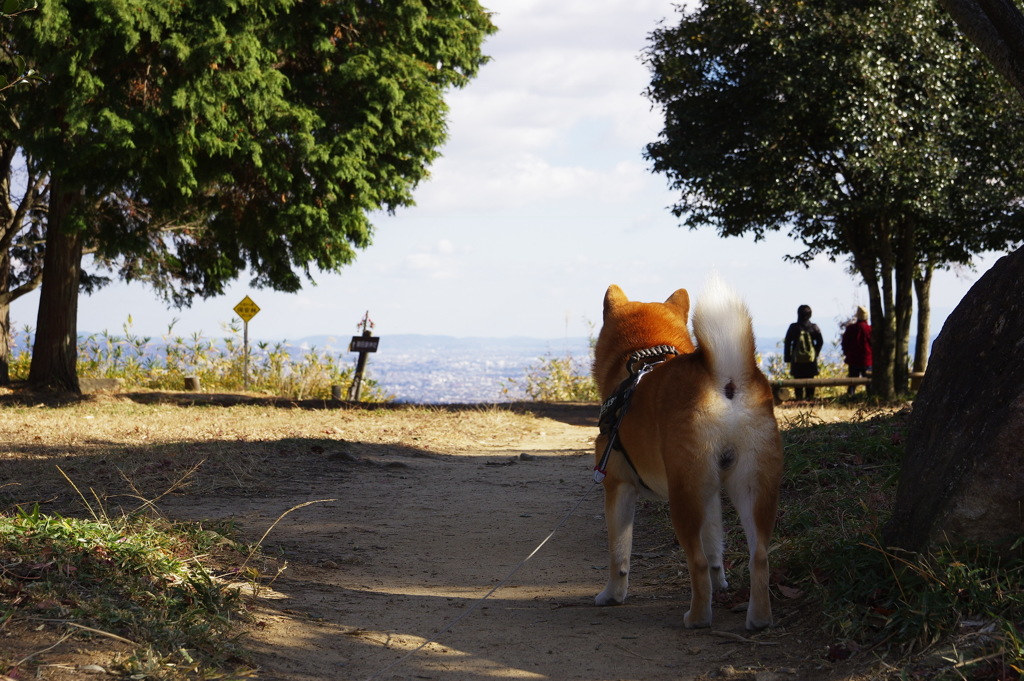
[157,406,829,681]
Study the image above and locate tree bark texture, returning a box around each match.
[0,252,9,385]
[28,181,83,393]
[893,221,915,393]
[885,246,1024,555]
[846,220,895,400]
[873,248,898,400]
[913,266,933,374]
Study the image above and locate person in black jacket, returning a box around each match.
[784,304,824,400]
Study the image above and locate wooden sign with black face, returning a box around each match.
[350,336,380,353]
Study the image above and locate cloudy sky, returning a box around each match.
[10,0,1001,343]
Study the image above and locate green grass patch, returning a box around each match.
[774,407,1024,680]
[0,505,253,680]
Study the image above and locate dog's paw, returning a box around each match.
[745,614,773,631]
[683,609,712,629]
[595,589,625,606]
[745,601,773,630]
[710,565,729,591]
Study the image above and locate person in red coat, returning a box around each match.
[841,306,872,395]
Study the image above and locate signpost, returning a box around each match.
[233,295,260,390]
[348,311,379,402]
[349,335,380,353]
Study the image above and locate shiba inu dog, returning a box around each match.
[591,276,783,630]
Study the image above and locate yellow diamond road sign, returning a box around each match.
[234,296,260,322]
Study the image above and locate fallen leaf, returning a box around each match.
[777,584,804,599]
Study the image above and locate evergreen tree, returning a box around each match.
[644,0,1024,397]
[3,0,495,391]
[0,0,43,384]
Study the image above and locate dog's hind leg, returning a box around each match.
[702,492,729,591]
[595,475,637,606]
[668,475,717,628]
[724,449,780,630]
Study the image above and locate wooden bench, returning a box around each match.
[771,372,926,402]
[771,377,869,403]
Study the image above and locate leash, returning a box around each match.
[364,478,601,681]
[594,345,678,483]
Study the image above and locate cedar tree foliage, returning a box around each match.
[0,0,495,390]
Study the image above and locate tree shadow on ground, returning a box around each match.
[1,384,600,428]
[0,430,442,518]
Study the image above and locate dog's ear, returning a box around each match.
[604,285,627,318]
[664,289,690,319]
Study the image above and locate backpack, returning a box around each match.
[794,328,816,363]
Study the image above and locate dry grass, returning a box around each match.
[0,391,546,518]
[0,391,567,679]
[16,392,1002,681]
[0,388,883,518]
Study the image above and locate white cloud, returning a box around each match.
[445,46,660,152]
[486,0,676,53]
[416,1,672,216]
[415,153,660,213]
[399,241,463,281]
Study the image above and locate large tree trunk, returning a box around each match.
[872,227,897,400]
[846,219,895,399]
[0,251,9,385]
[885,246,1024,555]
[864,283,887,398]
[913,265,933,373]
[893,221,915,394]
[0,139,14,386]
[28,181,83,393]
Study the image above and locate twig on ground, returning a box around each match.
[711,630,780,646]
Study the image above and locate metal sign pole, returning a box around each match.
[233,295,260,393]
[243,320,250,391]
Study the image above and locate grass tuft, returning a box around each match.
[0,505,253,680]
[773,406,1024,680]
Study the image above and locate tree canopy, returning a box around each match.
[939,0,1024,100]
[0,0,496,390]
[643,0,1024,396]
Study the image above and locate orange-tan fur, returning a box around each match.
[592,277,783,630]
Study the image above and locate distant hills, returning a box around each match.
[284,334,596,353]
[44,331,790,403]
[285,333,788,354]
[288,334,788,403]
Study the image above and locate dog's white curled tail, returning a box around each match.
[691,273,757,389]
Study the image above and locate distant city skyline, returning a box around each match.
[10,0,1005,343]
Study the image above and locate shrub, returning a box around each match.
[507,351,599,402]
[6,318,392,402]
[503,329,598,402]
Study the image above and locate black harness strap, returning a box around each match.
[594,345,678,485]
